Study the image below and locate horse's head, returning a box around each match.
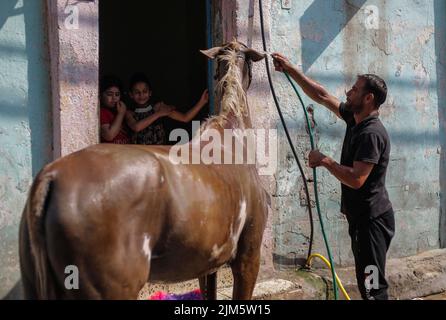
[201,41,265,91]
[200,41,265,128]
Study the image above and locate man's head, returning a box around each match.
[345,74,387,114]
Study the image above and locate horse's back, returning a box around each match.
[21,144,170,299]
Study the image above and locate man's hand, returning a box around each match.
[271,53,342,119]
[199,89,209,106]
[308,150,329,168]
[308,150,375,189]
[116,101,127,114]
[271,53,295,73]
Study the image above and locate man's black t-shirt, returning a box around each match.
[339,103,392,219]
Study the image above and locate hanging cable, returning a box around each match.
[256,0,314,263]
[284,73,339,299]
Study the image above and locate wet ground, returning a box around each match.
[138,265,446,300]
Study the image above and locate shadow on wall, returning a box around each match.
[0,0,52,175]
[24,0,53,176]
[0,0,20,29]
[435,0,446,248]
[300,0,366,72]
[0,0,52,299]
[0,0,21,301]
[0,0,24,118]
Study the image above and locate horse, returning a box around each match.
[19,41,269,300]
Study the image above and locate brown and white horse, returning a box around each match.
[19,41,269,300]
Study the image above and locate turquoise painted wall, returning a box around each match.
[435,0,446,248]
[269,0,445,266]
[0,0,52,298]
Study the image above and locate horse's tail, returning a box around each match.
[24,171,56,299]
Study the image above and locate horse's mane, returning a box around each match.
[196,43,249,136]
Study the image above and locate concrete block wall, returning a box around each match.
[221,0,445,268]
[260,0,445,267]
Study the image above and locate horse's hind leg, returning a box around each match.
[57,259,149,300]
[199,272,217,300]
[230,241,261,300]
[45,221,150,299]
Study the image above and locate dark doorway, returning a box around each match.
[99,0,208,143]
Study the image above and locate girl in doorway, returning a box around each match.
[99,75,131,144]
[125,72,209,145]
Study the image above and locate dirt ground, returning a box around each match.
[418,292,446,300]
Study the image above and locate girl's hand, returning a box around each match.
[160,109,173,116]
[155,102,174,111]
[165,104,176,112]
[199,89,209,105]
[154,102,164,112]
[117,101,127,114]
[156,102,174,116]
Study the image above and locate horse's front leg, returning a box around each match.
[199,272,217,300]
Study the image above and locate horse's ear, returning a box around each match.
[200,46,222,60]
[244,48,266,62]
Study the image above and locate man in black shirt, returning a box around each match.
[272,53,395,300]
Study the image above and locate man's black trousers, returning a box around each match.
[346,209,395,300]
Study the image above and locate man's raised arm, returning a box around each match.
[272,53,341,119]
